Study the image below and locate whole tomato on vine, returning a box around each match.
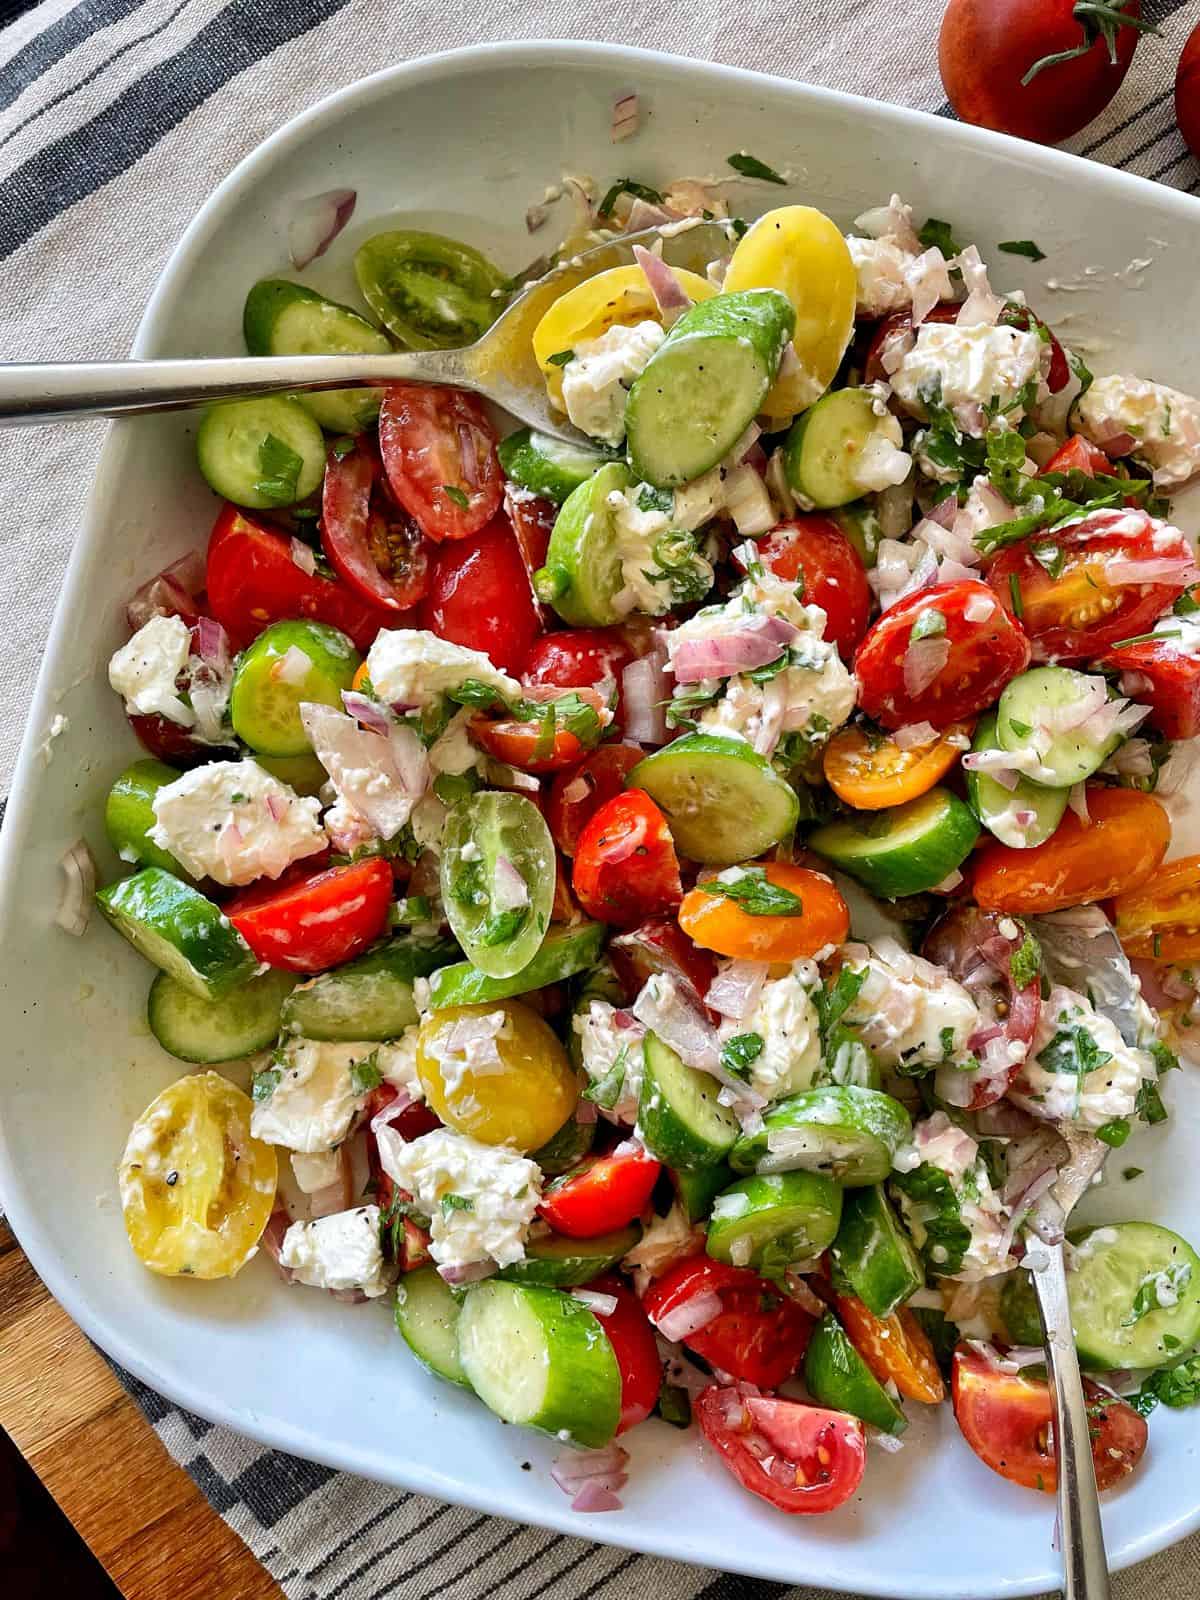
[1178,22,1200,159]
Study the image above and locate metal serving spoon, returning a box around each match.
[0,221,730,436]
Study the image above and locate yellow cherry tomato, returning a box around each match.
[118,1071,277,1279]
[417,999,578,1150]
[532,265,715,406]
[723,206,856,423]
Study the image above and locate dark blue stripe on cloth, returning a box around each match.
[0,0,147,114]
[0,0,350,263]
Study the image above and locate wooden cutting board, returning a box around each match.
[0,1220,282,1600]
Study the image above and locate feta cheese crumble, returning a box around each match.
[560,320,665,446]
[1076,373,1200,490]
[742,962,823,1102]
[841,937,979,1072]
[365,630,520,712]
[892,323,1046,432]
[1012,985,1156,1131]
[250,1037,379,1153]
[108,614,194,725]
[149,758,326,886]
[375,1028,425,1101]
[606,485,714,618]
[574,999,644,1123]
[280,1206,390,1297]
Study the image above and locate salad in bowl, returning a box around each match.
[94,173,1200,1519]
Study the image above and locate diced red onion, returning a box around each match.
[438,1259,497,1286]
[953,246,1003,327]
[126,552,204,631]
[902,635,951,697]
[574,1098,599,1125]
[880,325,915,376]
[963,591,996,623]
[218,819,245,874]
[625,197,675,231]
[264,792,288,823]
[290,538,317,576]
[611,91,640,143]
[1087,424,1137,457]
[1067,782,1090,823]
[56,839,96,936]
[259,1211,297,1284]
[706,959,769,1023]
[782,1271,827,1318]
[194,616,231,670]
[1105,555,1200,586]
[300,701,429,838]
[457,423,480,490]
[975,1100,1041,1140]
[571,1289,620,1316]
[369,1087,414,1138]
[340,690,393,736]
[525,203,549,234]
[288,188,356,269]
[671,614,798,684]
[569,1482,624,1513]
[652,1289,724,1342]
[492,853,530,912]
[892,721,939,751]
[632,244,692,320]
[906,248,953,328]
[965,1339,1019,1374]
[621,651,670,745]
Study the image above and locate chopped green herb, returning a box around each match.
[998,240,1047,262]
[910,609,947,643]
[253,433,304,505]
[1124,1263,1192,1326]
[441,1193,475,1216]
[1136,1076,1169,1126]
[1122,1166,1144,1181]
[918,217,962,257]
[331,435,357,461]
[1096,1117,1131,1148]
[656,1380,693,1428]
[720,1032,765,1082]
[637,484,674,514]
[583,1046,629,1111]
[1175,590,1200,616]
[1038,1023,1110,1077]
[442,484,470,510]
[350,1055,383,1094]
[1033,543,1066,579]
[699,865,804,917]
[547,349,575,367]
[1009,573,1024,619]
[1111,629,1179,650]
[815,966,867,1039]
[1009,929,1042,991]
[1133,1353,1200,1416]
[597,178,665,218]
[727,152,786,185]
[251,1068,281,1103]
[1151,1039,1180,1076]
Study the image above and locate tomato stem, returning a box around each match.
[1022,1,1160,87]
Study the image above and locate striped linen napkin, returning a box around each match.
[1,3,1198,1598]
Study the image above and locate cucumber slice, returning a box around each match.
[804,1313,908,1435]
[96,868,256,1001]
[630,733,800,866]
[242,278,391,435]
[808,787,979,898]
[997,667,1123,788]
[280,935,457,1041]
[456,1281,622,1447]
[147,968,296,1063]
[394,1266,470,1386]
[639,1031,741,1171]
[498,428,614,505]
[535,462,632,627]
[498,1224,641,1287]
[529,1114,597,1177]
[833,501,881,568]
[440,793,556,980]
[428,922,605,1010]
[254,751,330,796]
[195,396,326,510]
[967,712,1069,848]
[731,1085,912,1186]
[674,1161,734,1225]
[229,619,361,758]
[785,389,900,509]
[707,1171,842,1276]
[829,1185,924,1319]
[1068,1222,1200,1370]
[626,290,795,487]
[105,759,190,876]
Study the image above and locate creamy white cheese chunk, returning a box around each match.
[893,323,1046,431]
[574,999,644,1123]
[560,319,665,445]
[365,630,519,712]
[1076,373,1200,490]
[1012,984,1156,1131]
[290,1148,346,1195]
[375,1028,425,1101]
[841,937,979,1072]
[847,235,918,318]
[606,485,714,618]
[250,1038,379,1153]
[148,758,326,886]
[742,961,823,1102]
[108,614,195,725]
[280,1206,389,1297]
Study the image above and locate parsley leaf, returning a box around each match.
[998,239,1047,262]
[1096,1117,1131,1148]
[253,433,305,506]
[637,484,674,514]
[251,1068,281,1103]
[890,1164,971,1276]
[1132,1354,1200,1416]
[597,178,665,217]
[350,1055,383,1094]
[1038,1024,1111,1077]
[918,217,962,257]
[727,152,786,185]
[1124,1264,1192,1326]
[583,1046,629,1111]
[441,1193,474,1216]
[442,484,470,509]
[699,866,804,918]
[720,1032,765,1082]
[547,349,575,367]
[815,966,867,1038]
[448,677,510,710]
[1009,929,1042,991]
[1136,1076,1169,1126]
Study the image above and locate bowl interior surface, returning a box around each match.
[2,42,1200,1599]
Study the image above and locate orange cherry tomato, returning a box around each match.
[1114,854,1200,963]
[972,787,1170,914]
[822,721,972,810]
[834,1293,945,1404]
[678,862,849,963]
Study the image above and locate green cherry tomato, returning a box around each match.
[353,230,509,350]
[439,792,556,978]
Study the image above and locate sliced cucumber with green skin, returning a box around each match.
[785,389,896,509]
[195,396,326,510]
[498,1224,641,1288]
[535,462,632,627]
[804,1313,907,1435]
[707,1171,842,1276]
[639,1031,741,1171]
[829,1185,923,1319]
[242,278,391,435]
[229,618,361,758]
[626,290,796,488]
[529,1113,597,1177]
[148,968,296,1063]
[254,751,330,797]
[967,712,1068,848]
[997,667,1123,789]
[731,1086,912,1186]
[833,501,881,568]
[394,1266,470,1387]
[428,922,605,1010]
[105,759,190,876]
[96,868,256,1001]
[280,935,458,1041]
[498,428,614,505]
[808,787,980,899]
[674,1161,734,1225]
[456,1281,622,1447]
[440,792,556,980]
[1068,1221,1200,1370]
[630,733,800,866]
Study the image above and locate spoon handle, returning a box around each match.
[1032,1240,1112,1600]
[0,350,468,423]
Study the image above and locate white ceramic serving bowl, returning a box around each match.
[2,41,1199,1599]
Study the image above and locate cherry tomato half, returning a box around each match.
[539,1149,661,1239]
[587,1273,662,1434]
[643,1256,816,1389]
[695,1387,866,1515]
[523,628,635,730]
[206,505,399,651]
[834,1293,945,1403]
[972,786,1170,914]
[679,863,849,963]
[504,486,556,615]
[471,687,609,775]
[573,789,683,927]
[547,743,645,856]
[862,304,958,385]
[1114,854,1200,964]
[745,517,870,660]
[952,1343,1147,1493]
[855,580,1031,729]
[417,514,541,675]
[823,721,971,810]
[1040,435,1113,478]
[987,508,1195,664]
[127,712,236,769]
[378,384,502,543]
[608,916,717,1007]
[321,438,433,613]
[226,857,393,972]
[1103,634,1200,741]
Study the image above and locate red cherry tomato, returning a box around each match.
[642,1256,816,1388]
[378,385,503,543]
[504,487,556,610]
[321,439,433,613]
[987,508,1195,664]
[952,1343,1148,1493]
[206,505,400,651]
[695,1387,866,1515]
[572,789,683,927]
[470,687,609,775]
[1103,635,1200,740]
[938,0,1149,145]
[523,628,635,730]
[126,713,234,768]
[538,1149,661,1239]
[608,917,717,1008]
[547,744,645,856]
[744,517,870,660]
[862,304,958,383]
[225,858,393,972]
[1040,435,1113,478]
[854,579,1031,729]
[587,1274,662,1435]
[1179,23,1200,159]
[417,515,541,676]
